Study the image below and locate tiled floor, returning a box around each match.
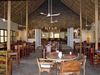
[12,49,100,75]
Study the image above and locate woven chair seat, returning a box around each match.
[0,68,6,74]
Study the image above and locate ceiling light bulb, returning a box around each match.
[47,13,50,16]
[2,18,6,22]
[86,24,88,27]
[40,12,44,15]
[74,30,77,33]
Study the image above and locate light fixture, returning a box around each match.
[40,0,59,23]
[50,0,58,23]
[18,11,25,28]
[2,1,6,22]
[40,0,60,17]
[85,12,88,27]
[50,20,58,23]
[2,18,6,22]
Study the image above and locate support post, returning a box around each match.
[7,1,11,51]
[26,0,28,41]
[95,0,98,51]
[80,0,82,54]
[7,1,11,75]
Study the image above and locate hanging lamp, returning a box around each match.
[2,1,6,22]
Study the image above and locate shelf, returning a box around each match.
[0,51,7,75]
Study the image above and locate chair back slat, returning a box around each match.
[37,58,54,75]
[60,60,81,75]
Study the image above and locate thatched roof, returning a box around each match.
[0,0,99,30]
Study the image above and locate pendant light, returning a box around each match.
[40,0,60,17]
[85,9,88,27]
[18,11,23,27]
[50,0,58,23]
[18,11,26,28]
[2,1,6,22]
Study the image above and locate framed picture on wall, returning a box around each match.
[28,29,35,38]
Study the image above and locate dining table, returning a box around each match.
[47,51,78,75]
[47,51,77,62]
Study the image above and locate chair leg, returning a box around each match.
[39,72,41,75]
[76,72,80,75]
[49,70,51,75]
[9,62,12,75]
[16,55,19,65]
[60,73,62,75]
[83,69,85,75]
[49,72,51,75]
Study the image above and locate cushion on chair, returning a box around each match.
[0,69,6,74]
[40,64,51,68]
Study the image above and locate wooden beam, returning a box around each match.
[80,0,82,54]
[7,1,11,51]
[95,0,98,50]
[7,1,11,75]
[26,0,28,41]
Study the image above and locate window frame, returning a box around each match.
[0,29,16,43]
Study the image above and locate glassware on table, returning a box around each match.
[58,52,62,59]
[69,51,72,55]
[56,50,59,53]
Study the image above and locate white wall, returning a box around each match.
[0,18,19,41]
[42,32,49,38]
[82,29,94,42]
[17,29,95,43]
[74,29,94,43]
[98,21,100,42]
[35,29,41,48]
[60,32,65,39]
[89,21,100,42]
[0,18,18,31]
[16,30,27,41]
[42,32,66,39]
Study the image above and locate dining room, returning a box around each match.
[0,0,100,75]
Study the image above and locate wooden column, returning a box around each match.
[26,1,28,41]
[95,0,98,51]
[80,0,82,54]
[7,1,11,75]
[7,1,11,51]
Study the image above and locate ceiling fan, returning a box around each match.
[50,20,58,23]
[40,12,60,17]
[18,25,26,27]
[40,0,60,17]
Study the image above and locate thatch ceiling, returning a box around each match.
[0,0,100,30]
[0,0,45,25]
[29,0,82,30]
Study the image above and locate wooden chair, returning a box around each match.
[8,57,12,75]
[9,45,20,64]
[22,43,27,57]
[0,51,12,75]
[60,60,81,75]
[37,58,54,75]
[79,54,86,75]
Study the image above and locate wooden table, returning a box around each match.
[93,50,100,64]
[47,52,77,62]
[47,52,77,75]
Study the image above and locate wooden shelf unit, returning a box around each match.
[0,51,8,75]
